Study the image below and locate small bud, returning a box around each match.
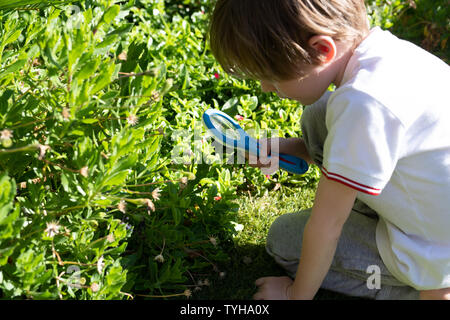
[144,198,155,213]
[97,256,105,274]
[154,254,164,263]
[45,221,61,238]
[90,282,100,292]
[209,236,218,247]
[79,166,89,177]
[179,177,188,189]
[118,200,127,213]
[0,129,13,148]
[118,51,127,61]
[152,91,161,102]
[152,188,161,201]
[214,196,221,201]
[0,129,13,140]
[38,144,51,160]
[62,107,70,120]
[106,234,115,243]
[126,114,138,126]
[184,289,192,298]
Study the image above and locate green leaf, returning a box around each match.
[81,119,98,124]
[105,23,133,38]
[0,174,16,225]
[172,207,182,225]
[75,58,100,81]
[91,62,116,94]
[248,96,258,111]
[102,5,120,25]
[96,34,119,50]
[103,170,129,187]
[222,97,238,111]
[68,29,87,73]
[61,173,70,192]
[4,29,22,46]
[199,178,215,186]
[1,59,27,76]
[100,90,119,101]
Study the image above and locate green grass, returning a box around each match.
[192,181,358,300]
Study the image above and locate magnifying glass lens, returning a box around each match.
[211,115,241,140]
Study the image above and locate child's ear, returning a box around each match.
[308,35,337,64]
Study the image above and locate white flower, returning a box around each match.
[118,200,127,213]
[209,236,218,247]
[144,198,155,213]
[38,144,51,160]
[184,289,192,298]
[45,221,60,237]
[154,254,164,263]
[152,188,161,201]
[79,166,89,177]
[126,114,138,126]
[62,107,70,120]
[90,282,100,292]
[97,256,105,274]
[106,234,115,243]
[0,129,13,140]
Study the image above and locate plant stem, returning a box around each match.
[0,144,39,154]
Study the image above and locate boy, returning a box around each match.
[209,0,450,299]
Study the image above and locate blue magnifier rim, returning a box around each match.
[202,109,246,150]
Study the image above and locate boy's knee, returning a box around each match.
[266,211,310,261]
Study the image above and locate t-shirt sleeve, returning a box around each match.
[323,89,405,196]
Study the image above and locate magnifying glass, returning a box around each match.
[202,109,309,175]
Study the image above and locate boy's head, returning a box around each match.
[209,0,369,83]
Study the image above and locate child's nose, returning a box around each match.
[261,81,276,93]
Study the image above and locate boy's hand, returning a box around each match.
[245,137,283,175]
[253,276,293,300]
[245,137,312,173]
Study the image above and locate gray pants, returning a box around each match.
[266,92,419,300]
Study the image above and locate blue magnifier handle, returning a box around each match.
[274,152,309,175]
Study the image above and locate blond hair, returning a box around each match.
[209,0,369,81]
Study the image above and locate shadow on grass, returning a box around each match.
[192,242,360,300]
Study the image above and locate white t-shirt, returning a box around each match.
[323,27,450,290]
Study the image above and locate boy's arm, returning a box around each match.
[280,138,313,164]
[254,174,357,300]
[288,175,357,299]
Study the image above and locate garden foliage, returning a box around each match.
[0,0,447,299]
[0,0,311,299]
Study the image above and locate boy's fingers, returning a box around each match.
[255,277,267,286]
[245,151,271,168]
